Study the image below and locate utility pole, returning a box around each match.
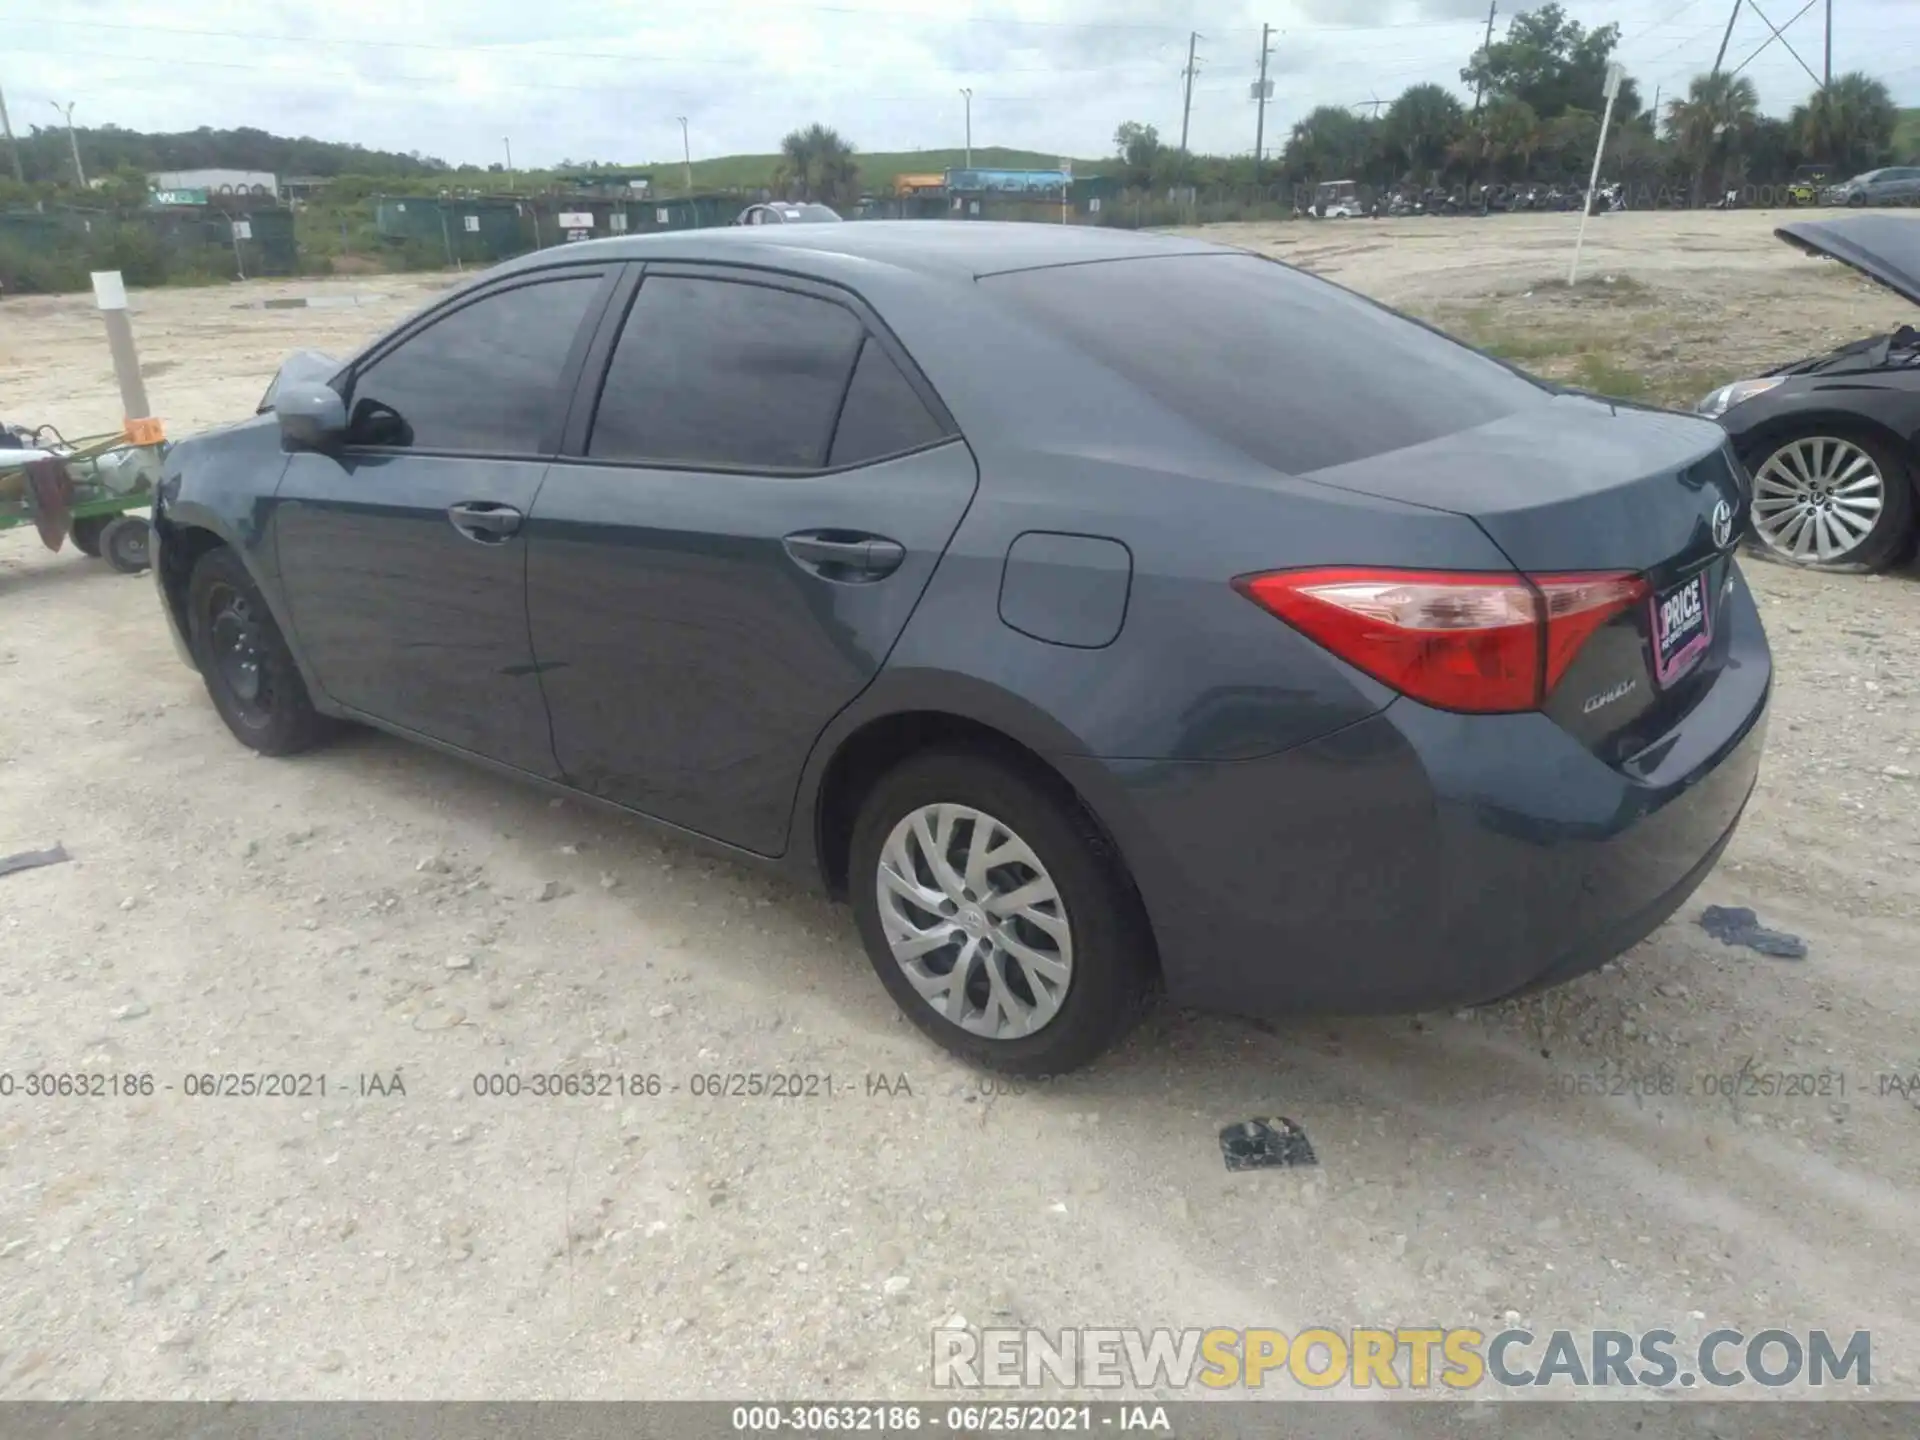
[1823,0,1831,86]
[677,117,692,194]
[1474,0,1497,114]
[1179,31,1202,154]
[1253,24,1274,168]
[0,74,23,184]
[503,136,514,188]
[1712,0,1742,74]
[960,88,973,168]
[50,100,84,188]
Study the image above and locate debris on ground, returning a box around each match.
[1219,1117,1318,1171]
[1698,905,1809,960]
[0,843,69,879]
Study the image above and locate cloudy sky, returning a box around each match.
[5,0,1918,169]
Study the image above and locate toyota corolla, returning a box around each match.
[151,223,1770,1074]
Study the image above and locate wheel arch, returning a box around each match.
[798,677,1137,910]
[155,511,327,704]
[1736,409,1918,490]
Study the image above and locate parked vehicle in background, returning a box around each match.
[735,202,843,225]
[1700,215,1920,571]
[1824,168,1920,207]
[1787,165,1831,206]
[151,223,1769,1074]
[1309,180,1363,219]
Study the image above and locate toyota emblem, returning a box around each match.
[1711,498,1734,550]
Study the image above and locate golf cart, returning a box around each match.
[1309,180,1363,220]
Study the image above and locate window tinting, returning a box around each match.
[983,253,1547,474]
[828,337,947,467]
[348,276,599,453]
[590,277,866,470]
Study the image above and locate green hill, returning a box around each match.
[638,146,1107,194]
[1897,108,1920,162]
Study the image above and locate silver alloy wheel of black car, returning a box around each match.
[875,802,1073,1039]
[1751,435,1886,564]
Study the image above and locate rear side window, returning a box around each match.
[347,276,600,453]
[983,253,1546,474]
[590,277,865,470]
[829,337,947,467]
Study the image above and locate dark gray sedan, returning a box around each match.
[151,223,1770,1074]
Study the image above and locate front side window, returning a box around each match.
[348,275,601,453]
[588,276,867,470]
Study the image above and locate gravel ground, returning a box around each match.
[1,209,1917,1404]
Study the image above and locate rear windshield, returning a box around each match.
[983,253,1546,474]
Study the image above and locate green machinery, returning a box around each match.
[0,428,160,573]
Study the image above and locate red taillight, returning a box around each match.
[1235,567,1647,714]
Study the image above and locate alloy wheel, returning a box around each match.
[1751,436,1886,564]
[875,803,1073,1039]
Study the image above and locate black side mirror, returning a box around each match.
[275,381,348,453]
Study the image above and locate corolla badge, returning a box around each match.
[1583,679,1637,714]
[1711,498,1734,549]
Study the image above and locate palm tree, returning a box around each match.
[1790,72,1899,175]
[1665,72,1759,206]
[776,123,859,204]
[1488,96,1543,177]
[1382,84,1466,184]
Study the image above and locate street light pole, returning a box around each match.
[678,117,692,194]
[50,100,84,187]
[960,88,972,168]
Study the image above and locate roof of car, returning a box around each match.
[495,220,1225,282]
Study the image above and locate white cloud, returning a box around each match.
[1,0,1915,167]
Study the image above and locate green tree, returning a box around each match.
[1113,120,1164,187]
[1282,107,1380,185]
[1542,105,1599,177]
[776,123,860,205]
[1382,84,1466,181]
[1666,71,1761,205]
[1463,3,1641,123]
[1790,72,1899,174]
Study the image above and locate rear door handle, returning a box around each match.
[447,501,523,543]
[783,531,906,581]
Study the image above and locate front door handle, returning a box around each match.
[782,530,906,582]
[447,501,523,543]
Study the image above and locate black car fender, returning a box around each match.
[153,422,325,703]
[1724,392,1920,487]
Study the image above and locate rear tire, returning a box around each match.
[70,515,108,558]
[99,515,151,573]
[849,750,1157,1075]
[185,546,333,756]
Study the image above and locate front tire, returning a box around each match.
[849,751,1157,1075]
[185,546,333,755]
[1748,429,1914,572]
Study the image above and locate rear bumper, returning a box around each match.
[1061,583,1771,1017]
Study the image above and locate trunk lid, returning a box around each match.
[1301,395,1750,768]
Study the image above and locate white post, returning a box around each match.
[91,271,160,443]
[1569,62,1625,287]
